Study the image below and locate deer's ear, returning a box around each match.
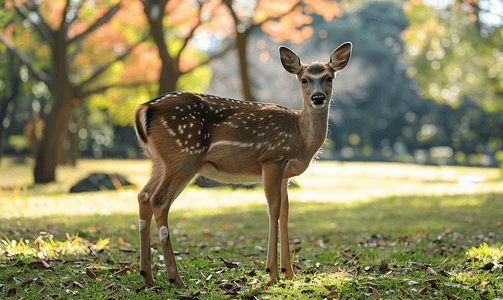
[328,42,352,72]
[279,46,303,74]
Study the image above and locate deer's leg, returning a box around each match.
[279,178,295,279]
[138,162,162,284]
[262,163,285,282]
[151,172,193,289]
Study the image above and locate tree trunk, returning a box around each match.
[33,94,73,183]
[144,0,180,96]
[33,26,74,183]
[0,51,21,159]
[236,31,255,102]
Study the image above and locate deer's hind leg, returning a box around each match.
[138,161,163,284]
[150,160,198,288]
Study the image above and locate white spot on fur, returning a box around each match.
[208,140,255,152]
[159,226,169,241]
[139,219,147,231]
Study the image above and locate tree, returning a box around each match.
[402,0,503,112]
[223,0,343,102]
[0,0,148,183]
[0,50,21,159]
[139,0,236,97]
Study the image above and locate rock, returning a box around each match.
[70,173,133,193]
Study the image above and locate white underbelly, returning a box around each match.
[198,164,262,184]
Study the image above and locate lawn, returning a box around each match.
[1,159,503,299]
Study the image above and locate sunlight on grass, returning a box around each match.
[0,159,502,219]
[0,232,107,259]
[466,243,503,261]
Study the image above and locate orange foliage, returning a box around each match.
[261,5,314,44]
[253,0,300,24]
[200,2,234,39]
[167,0,199,26]
[251,0,341,43]
[304,0,343,21]
[19,31,32,44]
[4,24,15,37]
[121,43,161,83]
[38,0,66,30]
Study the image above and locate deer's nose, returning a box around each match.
[311,93,326,105]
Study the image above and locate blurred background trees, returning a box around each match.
[0,0,502,183]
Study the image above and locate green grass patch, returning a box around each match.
[2,192,503,299]
[1,160,503,298]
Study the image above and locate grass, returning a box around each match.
[1,159,503,299]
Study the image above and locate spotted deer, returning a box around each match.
[134,42,352,288]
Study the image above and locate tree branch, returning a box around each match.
[0,32,52,87]
[74,34,150,97]
[14,3,54,49]
[60,0,71,31]
[183,40,237,74]
[67,3,121,45]
[77,81,155,99]
[178,3,203,58]
[65,0,86,29]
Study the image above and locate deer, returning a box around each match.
[133,42,352,288]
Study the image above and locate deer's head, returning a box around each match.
[279,42,352,110]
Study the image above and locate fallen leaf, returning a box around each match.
[118,247,136,252]
[21,279,34,287]
[221,258,239,268]
[28,261,51,269]
[372,287,380,299]
[174,291,195,299]
[445,292,462,300]
[37,287,46,294]
[204,255,214,261]
[400,287,410,297]
[114,267,134,276]
[416,287,427,296]
[481,262,494,270]
[72,281,85,290]
[85,268,97,279]
[6,287,16,297]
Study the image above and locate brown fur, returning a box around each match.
[135,42,352,288]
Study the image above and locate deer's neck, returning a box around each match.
[298,104,330,159]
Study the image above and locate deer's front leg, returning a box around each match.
[279,178,295,279]
[262,163,285,282]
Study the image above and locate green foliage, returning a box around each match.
[403,2,503,112]
[177,65,213,93]
[87,85,155,127]
[7,135,28,152]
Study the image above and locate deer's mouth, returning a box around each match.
[311,93,327,108]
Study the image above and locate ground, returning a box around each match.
[1,159,503,299]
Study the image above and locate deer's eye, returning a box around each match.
[327,77,333,83]
[301,78,308,84]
